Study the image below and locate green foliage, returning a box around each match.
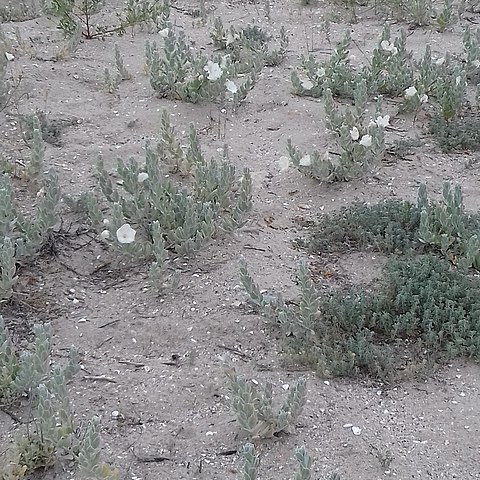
[366,26,413,96]
[78,417,120,480]
[429,114,480,151]
[436,0,456,32]
[0,171,60,302]
[287,79,386,182]
[241,254,480,379]
[87,111,252,281]
[239,443,313,480]
[49,0,169,39]
[226,368,307,438]
[291,31,356,98]
[26,115,45,179]
[241,183,480,379]
[210,19,289,68]
[146,24,262,104]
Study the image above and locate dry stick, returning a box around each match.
[217,344,251,359]
[83,374,117,383]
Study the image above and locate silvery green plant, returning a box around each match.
[0,171,60,301]
[210,18,289,68]
[291,31,357,98]
[239,443,313,480]
[26,115,45,179]
[50,0,169,39]
[463,26,480,81]
[365,26,413,96]
[77,416,120,480]
[436,0,456,32]
[0,27,10,111]
[146,25,235,103]
[104,44,131,95]
[87,113,252,273]
[226,368,307,439]
[287,79,386,182]
[434,66,467,121]
[418,182,480,269]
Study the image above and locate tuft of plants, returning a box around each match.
[0,169,61,303]
[238,443,313,480]
[225,368,307,439]
[146,24,262,105]
[287,79,386,182]
[210,18,289,68]
[0,318,119,480]
[86,110,252,287]
[49,0,169,39]
[240,182,480,379]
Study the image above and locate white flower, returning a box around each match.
[316,67,326,77]
[301,79,314,90]
[103,218,110,226]
[435,57,445,66]
[277,155,290,172]
[100,230,110,240]
[350,126,360,141]
[375,115,390,128]
[380,40,397,54]
[404,86,417,98]
[204,61,223,81]
[359,134,373,147]
[299,155,311,166]
[420,94,428,104]
[225,79,238,94]
[138,172,149,183]
[159,27,169,38]
[116,224,136,244]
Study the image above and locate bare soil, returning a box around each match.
[1,0,480,478]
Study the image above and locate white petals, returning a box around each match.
[277,155,290,172]
[375,115,390,128]
[225,79,238,93]
[380,40,397,54]
[404,86,417,98]
[420,94,428,104]
[159,27,169,38]
[204,60,223,81]
[316,67,326,77]
[138,172,149,183]
[116,224,136,244]
[301,79,314,90]
[299,155,311,166]
[100,230,110,240]
[359,134,373,147]
[435,57,445,66]
[350,126,360,141]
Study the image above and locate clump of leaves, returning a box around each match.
[211,18,289,68]
[49,0,169,39]
[291,31,357,98]
[239,443,313,480]
[146,24,262,105]
[0,170,60,302]
[86,110,252,286]
[429,110,480,151]
[287,79,386,182]
[225,368,307,439]
[241,254,480,379]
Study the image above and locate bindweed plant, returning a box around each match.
[225,368,307,439]
[0,318,119,479]
[0,170,60,302]
[86,111,252,286]
[103,44,132,95]
[418,182,480,269]
[210,18,289,68]
[239,443,313,480]
[146,24,262,104]
[291,31,357,98]
[287,79,386,182]
[365,26,413,96]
